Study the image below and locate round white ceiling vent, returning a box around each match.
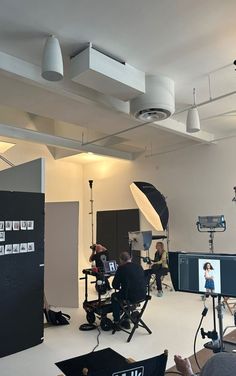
[130,75,175,122]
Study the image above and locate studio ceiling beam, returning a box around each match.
[0,123,133,160]
[151,118,214,143]
[0,50,129,114]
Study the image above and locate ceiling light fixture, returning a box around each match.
[41,35,64,81]
[186,88,200,133]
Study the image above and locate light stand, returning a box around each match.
[196,215,226,253]
[202,294,235,353]
[88,180,94,246]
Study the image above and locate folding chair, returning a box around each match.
[56,347,168,376]
[112,293,152,342]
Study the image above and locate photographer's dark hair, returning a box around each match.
[203,262,214,270]
[120,251,131,263]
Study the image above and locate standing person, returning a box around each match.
[203,262,215,294]
[89,243,111,291]
[111,251,147,328]
[151,241,168,297]
[89,243,109,270]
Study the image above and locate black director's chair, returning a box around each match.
[56,347,168,376]
[112,269,152,342]
[112,293,152,342]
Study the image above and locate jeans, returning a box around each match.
[111,291,124,322]
[152,267,168,291]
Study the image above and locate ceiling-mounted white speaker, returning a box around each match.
[42,35,64,81]
[130,74,175,121]
[186,107,200,133]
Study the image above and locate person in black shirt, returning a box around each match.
[89,243,111,291]
[89,243,109,270]
[111,251,147,325]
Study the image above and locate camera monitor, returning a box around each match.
[169,251,236,297]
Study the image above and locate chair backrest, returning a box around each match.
[90,351,168,376]
[56,348,168,376]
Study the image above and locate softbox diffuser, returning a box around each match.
[130,181,169,231]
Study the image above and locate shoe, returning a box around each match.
[157,291,163,297]
[120,319,131,329]
[112,322,121,331]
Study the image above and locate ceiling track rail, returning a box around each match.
[176,90,236,115]
[81,120,153,146]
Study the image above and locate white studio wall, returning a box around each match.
[1,136,236,288]
[82,137,236,257]
[0,141,84,307]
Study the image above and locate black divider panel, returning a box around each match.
[0,191,44,358]
[96,209,140,263]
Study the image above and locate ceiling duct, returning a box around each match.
[130,75,175,121]
[69,45,145,101]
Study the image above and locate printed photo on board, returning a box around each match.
[27,242,35,252]
[5,221,12,231]
[5,244,13,254]
[27,221,34,230]
[13,244,20,253]
[20,221,27,230]
[20,243,27,253]
[13,221,20,231]
[0,232,5,242]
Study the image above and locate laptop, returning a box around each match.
[103,260,117,275]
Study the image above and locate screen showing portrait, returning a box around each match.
[169,252,236,297]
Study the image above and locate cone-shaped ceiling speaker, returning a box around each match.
[130,182,169,231]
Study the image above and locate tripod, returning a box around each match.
[202,294,235,353]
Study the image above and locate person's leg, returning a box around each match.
[155,269,167,296]
[111,292,122,323]
[155,269,163,291]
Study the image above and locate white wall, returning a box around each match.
[82,138,236,262]
[2,136,236,301]
[0,141,84,306]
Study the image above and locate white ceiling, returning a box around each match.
[0,0,236,160]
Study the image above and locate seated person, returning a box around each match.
[89,243,111,291]
[111,251,147,328]
[151,241,168,297]
[174,352,236,376]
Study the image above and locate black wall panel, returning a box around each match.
[0,191,44,358]
[96,209,140,262]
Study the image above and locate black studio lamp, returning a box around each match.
[130,181,169,231]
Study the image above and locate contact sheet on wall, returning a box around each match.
[0,220,35,256]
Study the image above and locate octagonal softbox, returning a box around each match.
[130,181,169,231]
